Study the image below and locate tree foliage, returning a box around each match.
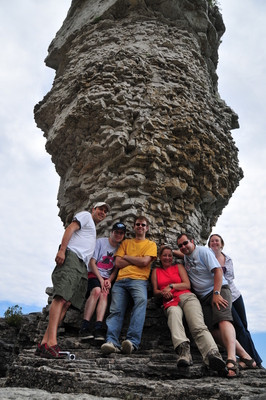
[4,305,23,328]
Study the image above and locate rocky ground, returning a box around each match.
[1,301,266,400]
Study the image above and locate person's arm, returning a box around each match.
[115,256,131,269]
[172,249,184,259]
[55,221,80,266]
[212,267,229,310]
[151,269,162,298]
[104,267,119,291]
[122,254,153,267]
[108,267,118,283]
[161,264,190,296]
[151,269,173,301]
[88,258,105,290]
[115,254,153,269]
[172,264,191,290]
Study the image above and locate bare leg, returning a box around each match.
[41,296,71,347]
[83,287,101,321]
[212,321,237,377]
[212,321,256,375]
[236,341,257,369]
[96,292,108,322]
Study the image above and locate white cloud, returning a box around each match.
[0,0,71,307]
[205,0,266,333]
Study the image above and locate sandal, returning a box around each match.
[239,357,257,370]
[226,359,239,378]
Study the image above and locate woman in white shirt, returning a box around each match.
[208,234,263,368]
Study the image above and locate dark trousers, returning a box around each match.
[232,295,262,365]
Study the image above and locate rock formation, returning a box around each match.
[1,297,266,399]
[34,0,243,245]
[6,2,260,396]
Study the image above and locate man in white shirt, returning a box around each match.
[35,202,110,359]
[177,232,257,377]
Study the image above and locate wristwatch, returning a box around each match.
[169,284,174,289]
[214,290,220,295]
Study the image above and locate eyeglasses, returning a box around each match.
[113,230,125,235]
[135,223,146,227]
[178,240,189,249]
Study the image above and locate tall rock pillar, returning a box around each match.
[34,0,243,244]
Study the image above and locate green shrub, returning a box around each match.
[4,305,23,328]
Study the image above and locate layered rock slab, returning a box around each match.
[34,0,243,244]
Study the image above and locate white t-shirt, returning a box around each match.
[184,246,228,298]
[67,211,96,267]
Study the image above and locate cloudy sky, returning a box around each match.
[0,0,265,362]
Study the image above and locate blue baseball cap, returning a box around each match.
[112,222,126,232]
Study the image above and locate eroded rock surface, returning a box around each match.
[1,306,266,399]
[34,0,243,244]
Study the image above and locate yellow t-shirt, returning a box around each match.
[115,238,157,281]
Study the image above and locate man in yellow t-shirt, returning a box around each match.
[101,215,157,355]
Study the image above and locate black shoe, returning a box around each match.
[79,327,94,340]
[93,328,106,341]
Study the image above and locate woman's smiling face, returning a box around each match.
[209,235,223,250]
[160,248,173,267]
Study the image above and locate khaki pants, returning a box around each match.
[166,292,218,364]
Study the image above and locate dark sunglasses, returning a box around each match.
[135,223,146,227]
[178,240,189,249]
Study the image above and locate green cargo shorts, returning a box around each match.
[52,248,88,310]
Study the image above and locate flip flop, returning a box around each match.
[226,359,239,378]
[239,357,257,370]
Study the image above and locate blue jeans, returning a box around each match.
[232,295,262,365]
[105,278,148,349]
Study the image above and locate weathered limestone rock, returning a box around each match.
[34,0,243,245]
[1,310,266,399]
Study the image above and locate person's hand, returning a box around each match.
[99,277,106,292]
[103,279,111,292]
[55,249,65,266]
[161,288,173,300]
[212,294,228,310]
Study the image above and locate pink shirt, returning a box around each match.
[156,265,191,309]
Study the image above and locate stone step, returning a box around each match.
[5,345,266,399]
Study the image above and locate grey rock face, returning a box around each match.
[34,0,243,244]
[2,309,266,400]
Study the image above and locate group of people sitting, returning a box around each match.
[35,203,263,378]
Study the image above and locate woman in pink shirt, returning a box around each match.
[151,245,226,375]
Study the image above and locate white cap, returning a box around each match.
[93,202,110,212]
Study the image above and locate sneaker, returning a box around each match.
[34,343,45,356]
[101,342,120,355]
[79,327,94,340]
[121,340,134,354]
[207,349,226,372]
[93,328,106,341]
[176,342,193,367]
[40,343,66,359]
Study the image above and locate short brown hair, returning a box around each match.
[177,232,194,242]
[159,245,173,258]
[134,215,150,226]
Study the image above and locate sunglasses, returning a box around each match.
[178,240,189,249]
[135,223,146,227]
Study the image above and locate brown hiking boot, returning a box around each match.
[176,341,193,367]
[207,349,226,372]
